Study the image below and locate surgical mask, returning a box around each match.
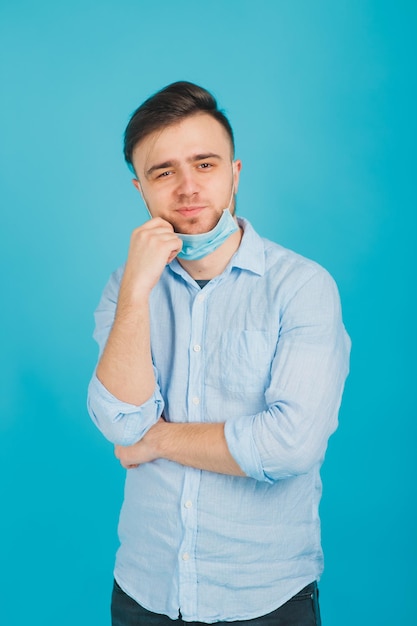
[176,207,237,261]
[174,178,237,260]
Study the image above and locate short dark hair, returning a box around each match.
[123,81,235,173]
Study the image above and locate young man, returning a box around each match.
[88,81,350,625]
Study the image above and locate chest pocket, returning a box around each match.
[221,330,273,392]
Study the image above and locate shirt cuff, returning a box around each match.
[87,373,164,445]
[224,414,273,483]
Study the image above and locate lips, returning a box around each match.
[176,206,206,217]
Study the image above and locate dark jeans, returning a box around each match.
[111,579,321,625]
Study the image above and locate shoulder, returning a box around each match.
[266,244,341,319]
[264,237,331,282]
[98,263,126,303]
[242,216,336,294]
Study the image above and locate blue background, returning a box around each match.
[1,1,415,624]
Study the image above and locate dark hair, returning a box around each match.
[123,81,235,173]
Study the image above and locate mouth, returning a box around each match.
[176,206,206,217]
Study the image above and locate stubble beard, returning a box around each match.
[171,207,223,235]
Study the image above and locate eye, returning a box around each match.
[198,162,212,170]
[157,170,172,178]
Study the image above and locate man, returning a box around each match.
[87,81,350,625]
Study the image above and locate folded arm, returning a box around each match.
[115,270,351,481]
[115,419,246,476]
[87,218,182,444]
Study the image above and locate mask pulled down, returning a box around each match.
[176,209,238,261]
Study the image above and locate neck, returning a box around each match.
[178,225,243,280]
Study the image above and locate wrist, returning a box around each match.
[115,292,150,321]
[119,261,158,301]
[118,282,151,308]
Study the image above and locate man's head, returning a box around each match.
[125,82,241,236]
[124,81,235,173]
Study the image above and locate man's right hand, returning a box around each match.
[119,218,183,303]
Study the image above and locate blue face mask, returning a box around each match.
[176,208,238,261]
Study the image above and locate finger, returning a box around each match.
[140,217,174,232]
[130,229,182,255]
[167,242,183,264]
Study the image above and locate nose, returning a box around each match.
[176,168,199,197]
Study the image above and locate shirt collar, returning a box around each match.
[230,217,265,276]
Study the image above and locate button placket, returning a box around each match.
[178,468,199,616]
[188,290,206,421]
[177,289,207,616]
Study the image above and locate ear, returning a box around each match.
[232,159,242,194]
[132,178,152,217]
[132,178,143,196]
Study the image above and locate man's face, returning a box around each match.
[131,113,241,235]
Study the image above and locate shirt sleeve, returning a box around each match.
[224,268,351,483]
[86,268,165,445]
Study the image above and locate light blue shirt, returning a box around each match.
[87,218,350,623]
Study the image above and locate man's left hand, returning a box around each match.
[114,418,164,469]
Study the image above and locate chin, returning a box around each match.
[174,213,221,235]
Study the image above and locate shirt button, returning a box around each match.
[197,293,206,302]
[184,500,193,509]
[193,344,201,352]
[192,397,200,405]
[182,552,190,561]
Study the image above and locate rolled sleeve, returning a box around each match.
[225,268,351,483]
[87,267,165,445]
[87,372,164,445]
[224,415,270,482]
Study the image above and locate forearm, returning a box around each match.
[96,218,183,406]
[96,297,155,406]
[116,421,246,477]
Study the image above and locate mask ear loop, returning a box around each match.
[226,183,235,213]
[226,161,238,213]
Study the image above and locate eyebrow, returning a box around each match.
[145,152,222,178]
